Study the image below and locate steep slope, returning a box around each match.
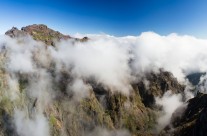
[47,70,184,136]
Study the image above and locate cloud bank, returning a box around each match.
[1,31,207,135]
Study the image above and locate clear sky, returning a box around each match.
[0,0,207,37]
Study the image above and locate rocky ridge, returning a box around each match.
[5,24,88,45]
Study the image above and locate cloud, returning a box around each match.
[14,110,50,136]
[1,31,207,135]
[85,127,130,136]
[2,32,207,95]
[51,37,133,94]
[197,74,207,93]
[155,91,183,131]
[79,32,207,83]
[131,32,207,82]
[68,78,92,101]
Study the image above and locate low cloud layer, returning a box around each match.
[1,31,207,135]
[2,32,207,94]
[75,32,207,82]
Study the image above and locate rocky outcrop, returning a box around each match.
[137,70,185,108]
[5,24,88,45]
[5,27,27,38]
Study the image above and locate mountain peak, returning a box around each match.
[5,24,88,45]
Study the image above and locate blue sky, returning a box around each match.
[0,0,207,37]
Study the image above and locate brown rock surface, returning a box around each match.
[5,24,88,45]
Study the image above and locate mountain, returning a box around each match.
[5,24,88,45]
[0,24,205,136]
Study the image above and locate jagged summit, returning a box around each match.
[5,24,88,45]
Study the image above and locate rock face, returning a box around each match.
[5,24,88,45]
[49,70,184,136]
[137,70,185,108]
[5,27,27,38]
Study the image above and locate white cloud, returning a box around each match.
[1,31,207,135]
[85,127,130,136]
[68,78,92,101]
[131,32,207,82]
[155,90,183,131]
[14,110,50,136]
[51,37,133,94]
